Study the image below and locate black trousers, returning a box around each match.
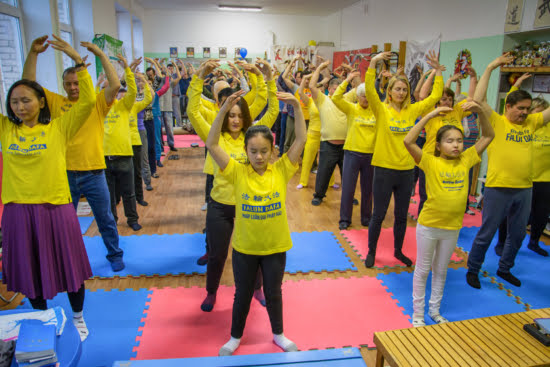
[105,156,139,225]
[314,141,344,200]
[29,284,85,312]
[498,181,550,246]
[368,167,414,254]
[132,145,144,201]
[231,249,286,338]
[144,119,157,175]
[205,200,261,294]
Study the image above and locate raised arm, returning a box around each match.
[22,35,49,81]
[445,73,460,89]
[404,107,453,164]
[278,92,306,164]
[513,72,531,91]
[156,75,170,96]
[332,70,359,114]
[419,69,437,101]
[81,41,120,104]
[297,74,312,105]
[309,60,330,100]
[118,55,137,111]
[474,53,515,103]
[415,51,445,115]
[187,60,220,141]
[172,61,182,85]
[245,62,268,120]
[365,52,392,116]
[133,73,153,111]
[461,101,495,155]
[206,90,246,171]
[413,70,430,102]
[255,59,278,127]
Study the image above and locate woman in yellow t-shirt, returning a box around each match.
[1,36,95,341]
[404,102,494,327]
[364,51,444,268]
[206,91,306,356]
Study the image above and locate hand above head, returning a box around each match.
[461,100,482,113]
[198,60,221,79]
[346,70,360,82]
[430,106,454,117]
[318,60,331,70]
[30,35,49,54]
[276,91,299,107]
[219,90,246,113]
[116,54,129,69]
[80,41,103,57]
[489,52,515,69]
[241,62,261,76]
[255,58,273,80]
[425,50,444,71]
[371,51,392,65]
[129,57,143,73]
[467,67,477,78]
[48,34,82,63]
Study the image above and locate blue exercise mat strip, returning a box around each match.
[377,268,525,326]
[78,217,94,235]
[18,288,151,367]
[85,231,356,278]
[457,227,550,309]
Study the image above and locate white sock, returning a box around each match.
[72,313,89,342]
[219,336,241,356]
[273,333,298,352]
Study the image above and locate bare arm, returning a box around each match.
[474,53,514,103]
[22,35,49,81]
[297,74,312,105]
[419,69,437,101]
[404,107,453,164]
[280,92,306,164]
[81,41,120,104]
[309,60,330,100]
[467,68,477,97]
[513,72,531,89]
[465,101,494,155]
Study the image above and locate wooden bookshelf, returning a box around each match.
[501,66,550,73]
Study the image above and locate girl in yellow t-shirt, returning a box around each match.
[1,35,95,341]
[364,51,444,268]
[403,102,494,327]
[206,91,306,356]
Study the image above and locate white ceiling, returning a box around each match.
[135,0,361,16]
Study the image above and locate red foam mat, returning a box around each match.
[341,226,464,269]
[173,134,205,148]
[133,277,412,359]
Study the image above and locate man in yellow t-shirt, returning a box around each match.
[467,53,550,289]
[22,36,125,271]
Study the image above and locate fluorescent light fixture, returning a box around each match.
[218,4,262,12]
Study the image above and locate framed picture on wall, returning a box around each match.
[219,47,227,58]
[505,0,523,33]
[169,47,178,58]
[186,47,195,58]
[534,0,550,28]
[203,47,211,58]
[532,74,550,93]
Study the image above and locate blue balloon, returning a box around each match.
[239,48,248,59]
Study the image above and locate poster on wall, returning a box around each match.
[270,45,319,72]
[169,47,178,58]
[219,47,227,58]
[534,0,550,28]
[404,36,441,103]
[93,34,126,79]
[332,48,372,80]
[454,50,473,79]
[203,47,211,58]
[186,47,195,58]
[505,0,524,32]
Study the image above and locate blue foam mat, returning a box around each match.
[18,288,151,367]
[85,232,355,278]
[78,216,94,235]
[377,268,524,326]
[287,231,356,273]
[457,227,550,309]
[114,347,366,367]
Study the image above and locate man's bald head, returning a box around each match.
[213,80,230,104]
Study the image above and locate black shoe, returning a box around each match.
[157,160,164,167]
[497,270,521,287]
[394,251,412,267]
[528,242,549,257]
[137,200,148,206]
[494,242,504,256]
[152,173,159,178]
[353,198,359,205]
[365,253,375,268]
[197,253,208,266]
[311,197,322,206]
[145,184,153,191]
[129,222,142,231]
[361,218,371,227]
[170,146,178,152]
[339,222,349,230]
[466,272,481,289]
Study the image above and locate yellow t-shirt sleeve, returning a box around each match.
[256,80,278,128]
[133,83,153,112]
[187,75,212,142]
[43,88,66,119]
[219,157,242,185]
[364,68,383,118]
[531,112,545,131]
[507,85,519,96]
[249,74,267,120]
[121,68,137,112]
[462,146,482,169]
[331,80,353,114]
[418,151,434,173]
[414,75,444,117]
[243,72,257,106]
[274,154,299,184]
[97,90,112,117]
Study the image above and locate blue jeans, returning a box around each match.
[339,150,374,227]
[467,187,532,274]
[67,170,123,261]
[153,114,163,161]
[278,112,287,156]
[162,111,175,148]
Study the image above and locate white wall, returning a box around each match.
[331,0,507,51]
[143,9,336,58]
[92,0,118,38]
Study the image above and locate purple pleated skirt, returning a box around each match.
[1,203,92,300]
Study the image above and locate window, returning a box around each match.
[0,0,17,7]
[57,0,70,24]
[0,12,24,113]
[60,30,73,70]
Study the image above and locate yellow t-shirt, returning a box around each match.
[0,69,96,204]
[248,73,267,121]
[313,93,348,141]
[221,154,298,255]
[365,68,443,170]
[298,89,310,121]
[418,147,481,230]
[103,68,137,156]
[332,80,376,153]
[44,89,112,171]
[129,85,153,146]
[423,100,468,156]
[486,111,544,188]
[307,99,321,134]
[533,123,550,182]
[188,75,279,205]
[344,88,358,103]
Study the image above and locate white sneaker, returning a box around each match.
[201,203,208,211]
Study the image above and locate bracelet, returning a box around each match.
[74,62,85,69]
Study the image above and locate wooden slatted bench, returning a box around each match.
[373,308,550,367]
